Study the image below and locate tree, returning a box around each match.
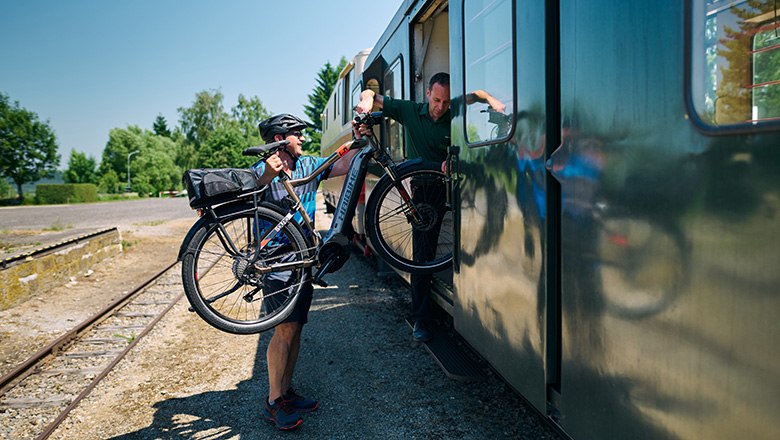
[0,93,61,201]
[130,147,180,196]
[98,126,182,195]
[178,89,229,152]
[98,168,120,194]
[302,58,347,154]
[153,114,171,138]
[99,126,145,182]
[232,94,271,146]
[197,125,256,169]
[304,57,347,131]
[64,150,99,184]
[0,177,11,199]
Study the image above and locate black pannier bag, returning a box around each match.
[183,168,259,208]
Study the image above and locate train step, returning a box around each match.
[406,318,484,381]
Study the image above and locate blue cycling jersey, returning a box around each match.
[252,156,332,237]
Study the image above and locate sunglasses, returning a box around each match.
[287,130,305,138]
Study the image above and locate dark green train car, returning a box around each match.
[352,1,780,438]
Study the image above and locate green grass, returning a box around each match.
[134,219,166,227]
[42,220,74,231]
[113,332,137,344]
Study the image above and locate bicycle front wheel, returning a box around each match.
[181,205,311,334]
[365,161,453,274]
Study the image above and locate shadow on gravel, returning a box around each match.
[108,358,268,439]
[107,256,563,439]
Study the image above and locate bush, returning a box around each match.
[35,183,99,204]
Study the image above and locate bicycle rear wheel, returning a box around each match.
[365,161,453,274]
[181,204,311,334]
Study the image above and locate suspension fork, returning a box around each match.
[378,160,425,226]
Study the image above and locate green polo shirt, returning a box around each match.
[382,95,450,162]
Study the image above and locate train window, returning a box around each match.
[690,0,780,129]
[351,81,362,123]
[384,58,405,159]
[332,86,339,122]
[343,67,352,125]
[463,0,514,145]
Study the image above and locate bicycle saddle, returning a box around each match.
[242,140,290,159]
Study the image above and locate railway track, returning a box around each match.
[0,261,182,440]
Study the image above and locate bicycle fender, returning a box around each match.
[385,158,439,176]
[178,217,209,261]
[177,201,254,260]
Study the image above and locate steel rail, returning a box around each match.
[36,279,184,440]
[0,261,177,394]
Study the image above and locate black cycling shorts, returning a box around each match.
[262,276,314,325]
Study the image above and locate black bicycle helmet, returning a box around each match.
[258,113,308,143]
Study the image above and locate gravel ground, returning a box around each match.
[2,198,564,439]
[44,256,563,440]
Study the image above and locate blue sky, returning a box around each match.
[0,0,401,167]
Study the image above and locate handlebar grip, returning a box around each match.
[354,111,384,126]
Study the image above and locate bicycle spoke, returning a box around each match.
[182,206,312,333]
[203,279,245,304]
[365,165,453,273]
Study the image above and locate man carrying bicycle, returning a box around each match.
[253,113,356,430]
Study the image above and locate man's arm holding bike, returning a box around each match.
[354,90,452,173]
[255,145,359,186]
[356,89,384,113]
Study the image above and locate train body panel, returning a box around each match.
[323,0,780,438]
[554,1,780,438]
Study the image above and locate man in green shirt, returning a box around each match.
[356,72,451,342]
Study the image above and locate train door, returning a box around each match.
[450,0,551,413]
[406,0,455,303]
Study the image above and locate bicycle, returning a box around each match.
[178,112,453,334]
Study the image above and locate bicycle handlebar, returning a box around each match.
[353,111,384,127]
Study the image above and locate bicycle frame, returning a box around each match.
[267,134,417,283]
[188,127,428,286]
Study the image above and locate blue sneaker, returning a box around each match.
[283,387,319,413]
[412,320,431,342]
[262,396,302,430]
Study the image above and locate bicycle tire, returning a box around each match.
[181,204,311,334]
[364,161,453,274]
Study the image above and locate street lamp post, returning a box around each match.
[126,150,140,191]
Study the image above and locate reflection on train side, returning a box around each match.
[550,120,780,439]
